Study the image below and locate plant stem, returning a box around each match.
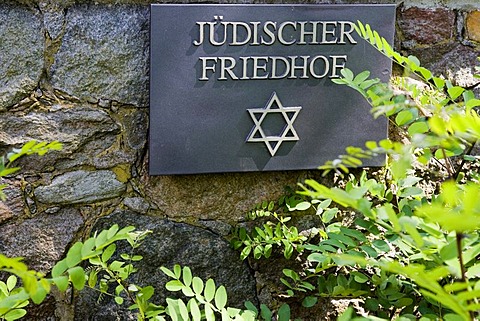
[441,148,455,179]
[453,141,477,181]
[455,233,466,282]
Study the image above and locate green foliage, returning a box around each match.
[0,140,62,200]
[1,219,290,321]
[232,21,480,321]
[0,224,145,321]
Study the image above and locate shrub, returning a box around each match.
[232,21,480,321]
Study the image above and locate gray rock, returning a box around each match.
[123,197,150,213]
[199,220,233,236]
[143,170,324,221]
[0,106,117,148]
[50,5,149,107]
[0,208,84,272]
[122,108,148,151]
[0,4,43,110]
[35,170,126,204]
[429,44,480,88]
[74,210,258,319]
[0,105,121,172]
[0,178,24,223]
[43,9,65,40]
[399,7,456,46]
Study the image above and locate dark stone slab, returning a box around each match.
[0,4,43,110]
[74,210,257,319]
[150,4,395,174]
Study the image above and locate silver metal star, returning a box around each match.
[246,92,302,156]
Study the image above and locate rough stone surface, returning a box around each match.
[35,170,126,204]
[0,179,24,223]
[405,42,457,70]
[75,210,258,319]
[399,7,456,47]
[0,208,83,271]
[121,108,149,151]
[466,11,480,43]
[0,4,44,110]
[0,105,122,172]
[40,1,65,40]
[0,106,117,147]
[429,44,480,87]
[50,5,149,107]
[143,170,324,222]
[123,196,150,213]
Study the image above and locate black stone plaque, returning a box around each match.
[150,4,396,175]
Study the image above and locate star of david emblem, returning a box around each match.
[246,92,302,156]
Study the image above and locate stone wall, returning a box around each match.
[0,0,479,320]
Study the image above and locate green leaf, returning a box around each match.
[173,264,181,279]
[353,71,370,84]
[107,224,119,239]
[260,304,272,320]
[81,238,96,258]
[101,243,116,262]
[30,285,47,304]
[160,266,177,279]
[395,110,415,126]
[277,303,290,321]
[340,68,354,81]
[322,208,338,223]
[408,121,429,135]
[4,309,27,320]
[395,297,413,308]
[432,77,445,89]
[365,298,380,311]
[205,303,215,321]
[204,279,215,302]
[399,187,423,198]
[372,240,390,252]
[267,201,275,211]
[337,307,354,321]
[192,277,204,295]
[141,286,154,301]
[447,86,465,100]
[165,280,183,292]
[6,275,17,291]
[443,314,465,321]
[283,241,294,259]
[240,245,251,260]
[418,67,432,80]
[434,149,455,159]
[466,263,480,278]
[68,266,86,290]
[177,299,189,321]
[94,230,108,249]
[190,299,201,321]
[182,266,192,287]
[407,55,420,68]
[52,276,69,292]
[52,259,68,278]
[293,201,311,211]
[302,296,318,308]
[0,167,20,177]
[114,296,124,305]
[214,285,228,310]
[66,242,83,268]
[88,269,98,288]
[466,98,480,109]
[352,271,369,284]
